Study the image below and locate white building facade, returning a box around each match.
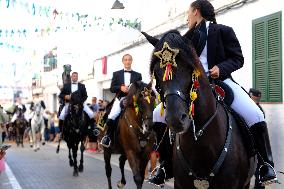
[40,0,283,113]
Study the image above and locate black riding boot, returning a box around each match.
[250,121,277,186]
[148,122,173,186]
[89,118,100,136]
[100,119,115,148]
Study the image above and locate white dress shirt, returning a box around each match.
[71,82,78,93]
[199,21,210,75]
[124,70,131,87]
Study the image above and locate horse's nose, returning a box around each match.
[165,113,188,126]
[181,113,188,123]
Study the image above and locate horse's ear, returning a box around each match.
[141,31,158,46]
[146,82,152,90]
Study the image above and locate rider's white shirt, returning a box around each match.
[71,83,78,93]
[124,69,131,87]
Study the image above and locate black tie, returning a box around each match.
[124,70,132,73]
[191,20,208,57]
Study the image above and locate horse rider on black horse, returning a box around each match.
[58,71,97,138]
[10,102,28,124]
[148,0,277,187]
[100,54,142,148]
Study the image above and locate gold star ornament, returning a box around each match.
[154,42,179,69]
[154,42,179,81]
[141,87,152,104]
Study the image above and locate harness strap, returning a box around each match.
[211,107,233,175]
[176,103,233,180]
[194,103,220,139]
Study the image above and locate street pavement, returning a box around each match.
[0,104,283,189]
[0,141,174,189]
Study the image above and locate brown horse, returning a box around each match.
[143,30,256,189]
[103,81,156,189]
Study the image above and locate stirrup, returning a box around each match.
[148,165,166,187]
[258,163,278,186]
[100,136,111,148]
[93,128,100,136]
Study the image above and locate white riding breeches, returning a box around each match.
[153,78,264,127]
[59,103,94,120]
[223,78,264,127]
[11,113,29,122]
[108,97,125,120]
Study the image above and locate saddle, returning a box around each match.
[212,80,256,157]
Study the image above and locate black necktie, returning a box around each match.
[191,20,208,56]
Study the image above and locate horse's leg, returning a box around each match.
[29,129,33,147]
[31,125,38,151]
[67,144,74,167]
[104,148,113,189]
[41,122,46,145]
[78,140,85,172]
[127,152,143,189]
[140,155,150,182]
[72,143,79,177]
[117,154,127,188]
[16,129,19,147]
[20,127,24,147]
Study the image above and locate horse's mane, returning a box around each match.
[150,29,202,76]
[125,81,147,104]
[70,91,84,105]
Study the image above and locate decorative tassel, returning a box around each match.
[146,96,151,104]
[133,95,139,115]
[163,64,173,81]
[160,104,164,116]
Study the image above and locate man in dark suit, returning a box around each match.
[58,72,96,135]
[100,54,142,147]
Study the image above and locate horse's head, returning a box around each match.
[125,81,156,134]
[69,91,84,117]
[143,30,203,133]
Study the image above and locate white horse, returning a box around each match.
[30,103,46,151]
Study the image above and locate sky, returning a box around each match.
[0,0,191,102]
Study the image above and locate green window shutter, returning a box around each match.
[253,21,267,101]
[267,15,282,102]
[253,11,282,102]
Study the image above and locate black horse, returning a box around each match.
[14,109,28,147]
[102,81,156,189]
[143,30,256,189]
[60,91,89,177]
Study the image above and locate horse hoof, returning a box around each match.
[42,142,45,145]
[117,181,125,189]
[69,161,74,167]
[30,144,33,148]
[73,171,79,177]
[34,149,37,152]
[78,165,84,172]
[56,149,59,154]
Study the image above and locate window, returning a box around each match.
[43,47,57,72]
[252,11,282,102]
